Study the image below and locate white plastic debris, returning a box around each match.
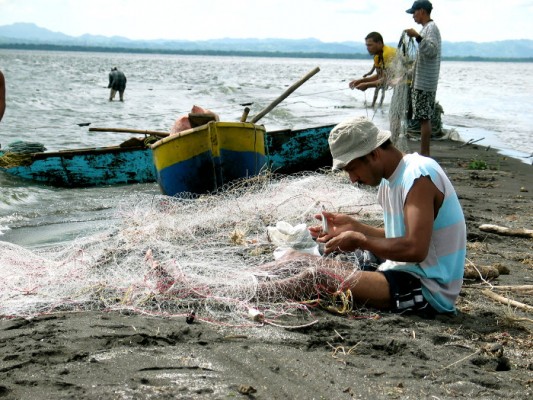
[267,221,320,260]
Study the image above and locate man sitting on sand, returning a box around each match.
[258,117,466,315]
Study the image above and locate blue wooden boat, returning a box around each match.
[151,121,266,196]
[265,124,335,173]
[0,122,336,190]
[0,137,157,187]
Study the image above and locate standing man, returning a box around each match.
[349,32,397,104]
[404,0,441,157]
[0,70,5,122]
[108,67,127,102]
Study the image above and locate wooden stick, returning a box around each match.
[250,67,320,123]
[89,127,170,138]
[440,349,481,371]
[479,224,533,238]
[240,107,250,122]
[491,285,533,292]
[482,289,533,312]
[459,137,485,147]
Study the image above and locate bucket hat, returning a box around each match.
[328,117,391,170]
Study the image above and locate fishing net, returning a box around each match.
[388,33,417,151]
[388,33,446,146]
[0,172,382,325]
[0,141,47,168]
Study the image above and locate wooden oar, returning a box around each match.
[88,127,170,138]
[250,66,320,123]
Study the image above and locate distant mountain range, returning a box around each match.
[1,22,532,60]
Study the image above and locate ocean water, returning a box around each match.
[0,50,532,249]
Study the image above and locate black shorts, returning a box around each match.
[381,270,436,317]
[411,88,436,120]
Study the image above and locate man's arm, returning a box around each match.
[418,24,440,58]
[406,25,439,59]
[349,74,382,90]
[324,176,442,261]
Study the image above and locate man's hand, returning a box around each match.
[324,231,366,255]
[355,82,371,91]
[349,79,373,91]
[309,212,357,241]
[404,28,419,38]
[349,79,363,89]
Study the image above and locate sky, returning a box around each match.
[1,0,532,43]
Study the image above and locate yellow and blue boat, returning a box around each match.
[151,121,266,196]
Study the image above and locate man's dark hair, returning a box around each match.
[379,139,392,149]
[365,32,384,44]
[355,139,392,163]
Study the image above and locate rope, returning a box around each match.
[143,135,160,146]
[0,152,34,168]
[0,141,47,168]
[314,289,354,315]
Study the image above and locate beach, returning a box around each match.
[1,138,531,400]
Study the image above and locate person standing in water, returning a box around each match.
[404,0,441,157]
[0,70,6,122]
[108,67,127,102]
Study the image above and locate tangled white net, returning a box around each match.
[388,33,417,151]
[1,172,382,326]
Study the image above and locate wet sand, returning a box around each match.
[1,139,532,400]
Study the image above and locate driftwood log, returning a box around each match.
[482,289,533,312]
[464,264,500,280]
[479,224,533,238]
[492,285,533,292]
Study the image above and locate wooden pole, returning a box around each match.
[240,107,251,122]
[491,285,533,292]
[88,127,170,138]
[479,224,533,238]
[482,289,533,312]
[250,67,320,123]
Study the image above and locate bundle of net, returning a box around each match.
[0,171,382,325]
[388,33,417,151]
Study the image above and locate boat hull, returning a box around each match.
[151,121,266,196]
[265,124,335,173]
[0,145,156,187]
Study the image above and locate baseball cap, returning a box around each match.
[328,117,391,170]
[406,0,433,13]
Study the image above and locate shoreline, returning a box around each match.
[1,138,532,399]
[447,128,533,165]
[2,44,533,63]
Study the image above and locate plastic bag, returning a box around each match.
[267,221,320,260]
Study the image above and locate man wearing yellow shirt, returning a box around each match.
[349,32,397,96]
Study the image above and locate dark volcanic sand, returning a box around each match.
[1,139,532,400]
